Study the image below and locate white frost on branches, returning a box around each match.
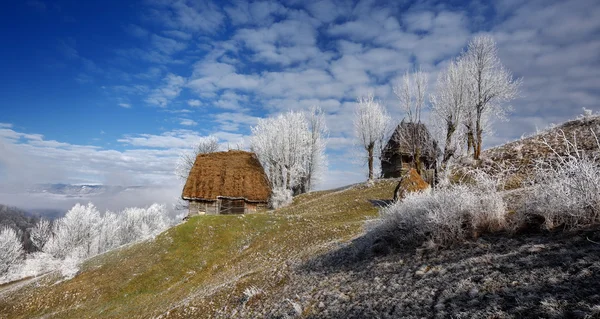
[251,108,327,201]
[526,130,600,229]
[1,202,172,284]
[0,227,24,276]
[431,58,469,163]
[30,218,52,251]
[354,93,391,180]
[462,35,521,159]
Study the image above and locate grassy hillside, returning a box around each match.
[479,115,600,189]
[0,180,397,319]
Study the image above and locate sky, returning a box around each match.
[0,0,599,209]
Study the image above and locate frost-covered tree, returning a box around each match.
[251,110,326,197]
[0,227,24,275]
[30,219,52,251]
[301,106,328,193]
[462,35,521,160]
[354,93,391,180]
[431,59,469,163]
[43,203,101,259]
[175,135,220,180]
[393,69,429,172]
[96,212,121,253]
[3,202,172,283]
[118,204,169,244]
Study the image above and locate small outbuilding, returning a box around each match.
[182,150,271,216]
[381,121,440,179]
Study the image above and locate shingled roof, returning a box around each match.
[182,150,271,202]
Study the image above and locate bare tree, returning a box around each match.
[463,35,521,160]
[354,93,391,180]
[431,59,469,163]
[175,136,220,180]
[393,69,429,173]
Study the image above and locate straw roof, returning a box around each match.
[182,150,271,202]
[383,121,440,160]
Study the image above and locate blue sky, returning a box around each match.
[1,0,599,205]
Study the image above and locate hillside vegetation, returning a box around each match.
[0,181,397,319]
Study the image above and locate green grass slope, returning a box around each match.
[0,180,397,319]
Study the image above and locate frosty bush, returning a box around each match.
[526,139,600,229]
[0,227,24,275]
[270,187,293,209]
[377,171,506,246]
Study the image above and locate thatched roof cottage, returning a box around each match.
[182,150,271,216]
[381,121,440,179]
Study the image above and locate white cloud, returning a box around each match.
[0,123,12,128]
[151,34,188,55]
[187,99,202,107]
[403,11,435,32]
[225,0,288,26]
[119,103,132,108]
[162,29,192,40]
[233,18,322,66]
[146,73,186,107]
[144,0,225,33]
[213,112,259,132]
[117,129,201,149]
[125,24,149,38]
[179,119,197,126]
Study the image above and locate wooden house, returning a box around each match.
[381,121,440,179]
[182,150,271,216]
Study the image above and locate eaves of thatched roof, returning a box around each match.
[182,150,271,202]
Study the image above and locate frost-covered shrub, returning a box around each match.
[14,252,61,279]
[0,227,24,275]
[527,154,600,230]
[377,171,507,247]
[270,188,293,209]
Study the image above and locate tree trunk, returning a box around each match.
[474,110,482,160]
[367,143,374,180]
[474,128,483,160]
[467,128,474,157]
[414,147,422,175]
[442,121,456,164]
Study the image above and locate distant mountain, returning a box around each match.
[27,184,145,198]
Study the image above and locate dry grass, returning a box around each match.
[480,115,600,187]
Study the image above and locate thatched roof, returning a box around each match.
[384,121,440,160]
[182,150,271,202]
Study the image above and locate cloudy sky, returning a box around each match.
[0,0,599,206]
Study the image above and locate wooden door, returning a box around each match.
[219,198,245,214]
